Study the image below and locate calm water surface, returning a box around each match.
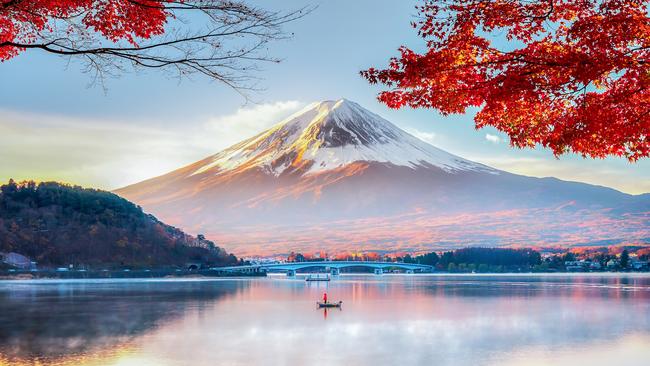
[1,274,650,365]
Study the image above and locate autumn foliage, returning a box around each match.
[0,0,169,60]
[362,0,649,160]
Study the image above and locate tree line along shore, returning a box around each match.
[283,247,650,273]
[1,180,648,277]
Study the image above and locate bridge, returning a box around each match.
[212,261,434,276]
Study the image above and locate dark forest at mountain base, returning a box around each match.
[0,180,240,269]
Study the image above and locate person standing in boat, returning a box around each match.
[323,292,328,304]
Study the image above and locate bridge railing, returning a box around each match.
[259,261,434,272]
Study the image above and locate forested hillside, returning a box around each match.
[0,180,239,268]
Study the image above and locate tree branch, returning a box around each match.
[0,1,315,96]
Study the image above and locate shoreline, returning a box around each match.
[2,271,649,281]
[0,269,266,280]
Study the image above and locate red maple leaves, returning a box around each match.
[0,0,168,60]
[362,0,650,161]
[1,1,308,89]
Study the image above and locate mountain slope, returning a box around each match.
[116,99,650,256]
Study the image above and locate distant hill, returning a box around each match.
[0,180,239,268]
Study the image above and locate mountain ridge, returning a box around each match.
[116,99,649,255]
[186,98,497,178]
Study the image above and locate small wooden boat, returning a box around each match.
[306,274,330,282]
[317,301,342,308]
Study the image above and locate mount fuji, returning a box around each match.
[116,99,649,256]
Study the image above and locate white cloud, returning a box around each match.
[0,101,304,190]
[405,128,436,145]
[0,110,193,190]
[485,133,501,144]
[203,101,303,149]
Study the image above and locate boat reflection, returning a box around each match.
[0,275,649,366]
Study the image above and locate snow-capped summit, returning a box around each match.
[190,98,496,177]
[115,98,648,257]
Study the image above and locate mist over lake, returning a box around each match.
[1,274,649,366]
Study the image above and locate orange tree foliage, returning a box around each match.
[362,0,649,160]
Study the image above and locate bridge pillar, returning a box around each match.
[286,269,296,277]
[330,267,340,276]
[374,268,383,275]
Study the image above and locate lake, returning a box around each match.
[1,274,649,365]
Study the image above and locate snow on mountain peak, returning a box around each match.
[191,98,497,177]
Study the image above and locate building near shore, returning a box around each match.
[1,252,34,270]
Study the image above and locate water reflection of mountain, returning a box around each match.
[0,280,246,361]
[2,276,650,365]
[411,275,650,300]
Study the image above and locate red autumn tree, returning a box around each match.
[362,0,649,161]
[0,0,309,90]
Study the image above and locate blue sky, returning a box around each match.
[0,0,648,193]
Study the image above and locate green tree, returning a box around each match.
[439,251,454,266]
[447,263,457,273]
[620,250,630,269]
[0,180,239,268]
[563,252,576,262]
[529,251,542,266]
[414,251,439,266]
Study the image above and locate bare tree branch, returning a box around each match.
[0,1,315,96]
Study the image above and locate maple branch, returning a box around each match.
[0,0,23,10]
[363,0,650,161]
[0,1,314,95]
